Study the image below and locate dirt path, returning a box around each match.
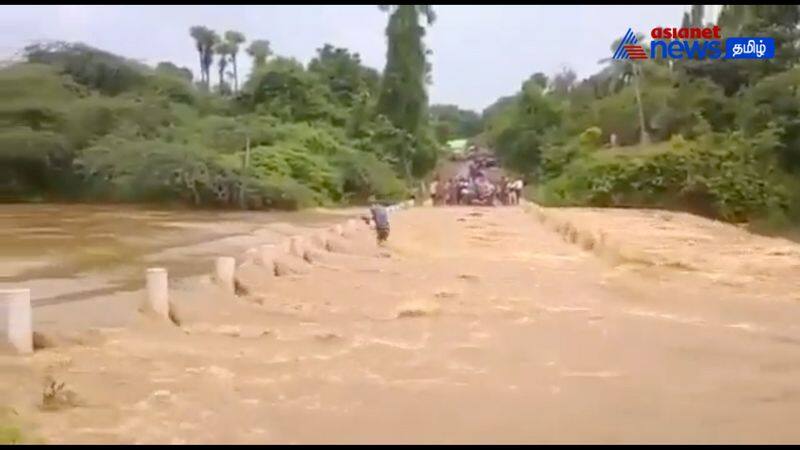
[3,205,800,443]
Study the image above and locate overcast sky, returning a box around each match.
[0,5,687,112]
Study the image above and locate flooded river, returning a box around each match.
[0,204,358,329]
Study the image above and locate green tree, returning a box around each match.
[246,39,272,70]
[429,104,481,141]
[738,67,800,171]
[214,41,234,94]
[224,31,246,93]
[598,34,650,144]
[489,79,563,176]
[242,57,343,124]
[685,5,800,96]
[24,42,147,95]
[375,4,436,179]
[308,43,380,108]
[189,26,219,89]
[528,72,549,90]
[155,61,193,82]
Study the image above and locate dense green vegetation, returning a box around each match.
[0,6,441,209]
[482,5,800,229]
[429,104,482,145]
[7,4,799,228]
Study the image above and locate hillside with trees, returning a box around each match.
[0,5,442,210]
[482,5,800,231]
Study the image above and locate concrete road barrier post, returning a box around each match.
[145,268,169,319]
[0,289,32,354]
[215,256,236,293]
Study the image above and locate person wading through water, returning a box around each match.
[368,199,390,246]
[429,175,440,206]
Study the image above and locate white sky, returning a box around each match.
[0,5,687,111]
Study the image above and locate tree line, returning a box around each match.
[481,5,800,231]
[0,5,480,209]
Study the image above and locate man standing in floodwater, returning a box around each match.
[369,203,390,245]
[429,175,439,206]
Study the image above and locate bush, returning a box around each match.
[249,144,342,204]
[334,150,408,203]
[538,131,788,222]
[578,126,603,148]
[1,41,433,209]
[25,42,149,96]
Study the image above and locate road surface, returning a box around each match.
[2,204,800,443]
[0,204,359,331]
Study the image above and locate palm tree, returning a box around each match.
[598,33,650,145]
[246,40,272,69]
[224,30,246,93]
[376,5,436,181]
[189,26,219,89]
[189,26,205,85]
[214,41,234,94]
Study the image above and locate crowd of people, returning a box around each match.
[429,164,524,207]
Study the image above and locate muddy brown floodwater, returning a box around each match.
[3,204,800,444]
[0,204,359,331]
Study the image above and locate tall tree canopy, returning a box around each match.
[308,43,380,108]
[376,5,435,136]
[224,30,246,93]
[246,40,272,70]
[375,5,437,179]
[189,26,219,89]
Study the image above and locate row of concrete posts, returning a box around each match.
[0,200,414,355]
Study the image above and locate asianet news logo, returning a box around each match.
[613,26,775,61]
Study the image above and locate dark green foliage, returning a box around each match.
[243,57,346,125]
[483,5,800,228]
[2,29,427,208]
[24,42,148,96]
[537,132,787,223]
[375,5,440,178]
[308,44,380,108]
[429,104,481,143]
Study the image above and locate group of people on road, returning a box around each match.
[429,169,524,207]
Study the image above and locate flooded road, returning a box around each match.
[4,204,800,443]
[0,205,358,329]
